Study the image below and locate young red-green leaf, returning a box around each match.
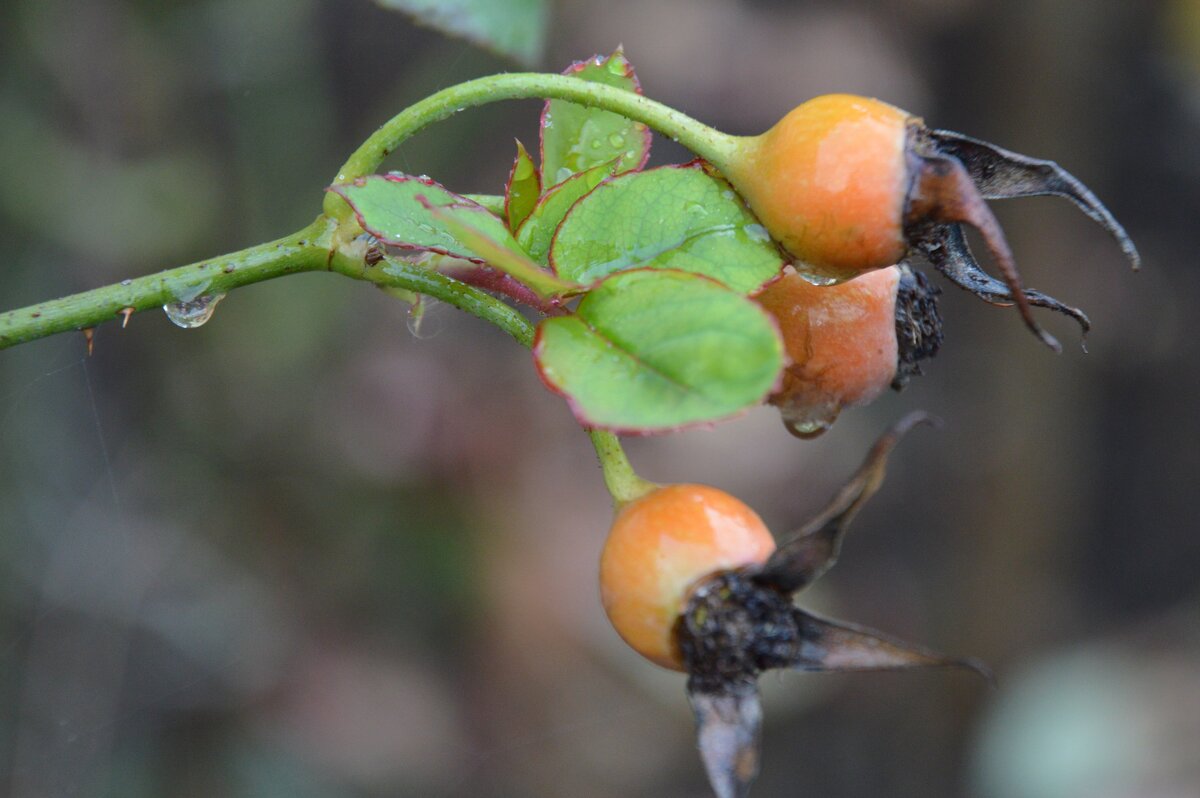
[331,174,511,262]
[533,269,785,433]
[373,0,548,66]
[541,49,651,185]
[419,199,580,298]
[550,162,786,293]
[505,140,540,231]
[515,161,614,263]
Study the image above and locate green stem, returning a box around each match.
[332,251,536,347]
[324,72,740,217]
[587,429,658,508]
[0,218,330,350]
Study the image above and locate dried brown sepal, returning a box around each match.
[915,224,1092,339]
[906,151,1060,351]
[677,414,987,798]
[926,129,1141,271]
[754,410,940,594]
[791,610,993,683]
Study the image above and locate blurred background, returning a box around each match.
[1,0,1199,796]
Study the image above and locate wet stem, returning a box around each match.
[0,71,727,504]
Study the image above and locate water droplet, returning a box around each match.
[607,133,626,148]
[590,139,602,149]
[120,278,133,286]
[743,223,771,243]
[795,265,840,287]
[782,404,840,439]
[406,297,444,339]
[163,293,225,329]
[555,167,573,183]
[543,113,553,129]
[685,203,707,217]
[605,56,626,75]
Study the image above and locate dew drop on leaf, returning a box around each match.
[163,293,225,329]
[607,133,625,148]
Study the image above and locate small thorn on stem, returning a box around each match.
[118,307,135,328]
[82,327,95,356]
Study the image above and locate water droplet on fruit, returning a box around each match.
[782,404,840,439]
[163,293,225,329]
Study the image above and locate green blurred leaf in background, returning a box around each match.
[374,0,550,66]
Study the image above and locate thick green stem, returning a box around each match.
[324,72,740,217]
[587,429,658,508]
[0,218,330,350]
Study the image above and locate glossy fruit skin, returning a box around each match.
[723,94,913,281]
[757,267,900,435]
[600,485,777,670]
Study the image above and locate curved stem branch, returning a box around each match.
[587,429,658,508]
[0,218,330,350]
[324,72,740,217]
[331,251,537,347]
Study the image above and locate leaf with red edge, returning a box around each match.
[419,199,580,298]
[533,269,785,433]
[505,140,540,231]
[331,174,508,262]
[540,48,650,185]
[550,162,785,293]
[515,160,615,263]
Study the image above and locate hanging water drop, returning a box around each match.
[163,293,225,329]
[781,403,840,439]
[406,296,444,340]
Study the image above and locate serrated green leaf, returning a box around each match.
[331,174,510,261]
[549,163,785,293]
[374,0,548,66]
[505,140,540,231]
[515,161,613,263]
[533,269,784,432]
[541,49,650,185]
[421,200,580,298]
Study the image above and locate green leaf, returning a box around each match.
[505,140,540,231]
[515,161,613,263]
[332,174,578,298]
[420,200,580,298]
[533,269,784,432]
[331,174,510,262]
[374,0,548,66]
[550,163,785,293]
[541,49,651,185]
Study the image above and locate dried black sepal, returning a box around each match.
[902,124,1137,349]
[675,412,988,798]
[892,264,943,391]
